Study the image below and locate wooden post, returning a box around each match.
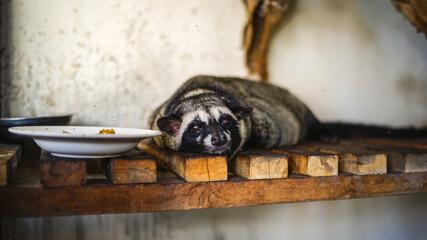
[138,141,227,182]
[104,149,157,184]
[0,144,21,186]
[273,148,338,177]
[230,149,288,179]
[300,143,387,175]
[40,151,87,187]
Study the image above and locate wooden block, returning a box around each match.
[0,144,21,186]
[138,141,227,182]
[384,151,426,173]
[104,149,157,184]
[231,149,288,179]
[342,140,427,173]
[300,143,387,175]
[40,151,87,187]
[273,148,338,176]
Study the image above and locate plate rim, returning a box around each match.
[51,152,122,159]
[8,125,162,140]
[0,114,73,122]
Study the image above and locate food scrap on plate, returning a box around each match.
[98,129,116,134]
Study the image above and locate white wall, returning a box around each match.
[1,0,247,126]
[269,0,427,127]
[1,0,427,239]
[3,0,426,127]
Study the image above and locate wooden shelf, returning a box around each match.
[1,137,426,218]
[1,168,426,218]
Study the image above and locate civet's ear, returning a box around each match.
[157,116,182,136]
[232,106,253,120]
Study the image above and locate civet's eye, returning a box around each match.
[191,125,200,132]
[221,118,230,126]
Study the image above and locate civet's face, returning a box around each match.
[157,106,252,157]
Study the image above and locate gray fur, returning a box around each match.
[149,75,318,159]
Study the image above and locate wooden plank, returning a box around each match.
[0,144,21,186]
[342,140,427,173]
[40,151,87,187]
[230,149,288,179]
[273,148,338,176]
[300,143,387,175]
[137,141,227,182]
[104,149,157,184]
[0,172,426,218]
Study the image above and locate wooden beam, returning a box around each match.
[0,144,21,186]
[40,151,87,187]
[1,172,426,218]
[231,149,288,179]
[273,148,338,176]
[350,137,427,150]
[138,141,227,182]
[103,149,157,184]
[300,143,387,175]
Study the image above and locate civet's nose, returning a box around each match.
[211,133,227,146]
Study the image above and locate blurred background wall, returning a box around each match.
[1,0,426,239]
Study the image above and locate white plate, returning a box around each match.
[8,126,161,159]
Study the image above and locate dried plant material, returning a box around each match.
[242,0,295,82]
[391,0,427,38]
[62,130,70,134]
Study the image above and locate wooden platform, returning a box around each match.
[1,171,425,218]
[0,137,426,218]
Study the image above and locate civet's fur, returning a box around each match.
[149,75,324,159]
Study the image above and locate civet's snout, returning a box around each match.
[211,132,228,146]
[206,122,230,147]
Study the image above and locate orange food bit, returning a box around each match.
[99,129,116,134]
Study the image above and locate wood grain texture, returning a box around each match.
[301,143,387,175]
[138,141,227,182]
[104,149,157,184]
[231,149,288,179]
[0,145,21,186]
[342,140,427,173]
[1,172,426,218]
[392,0,427,38]
[40,151,87,187]
[242,0,295,80]
[273,148,338,176]
[349,137,427,150]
